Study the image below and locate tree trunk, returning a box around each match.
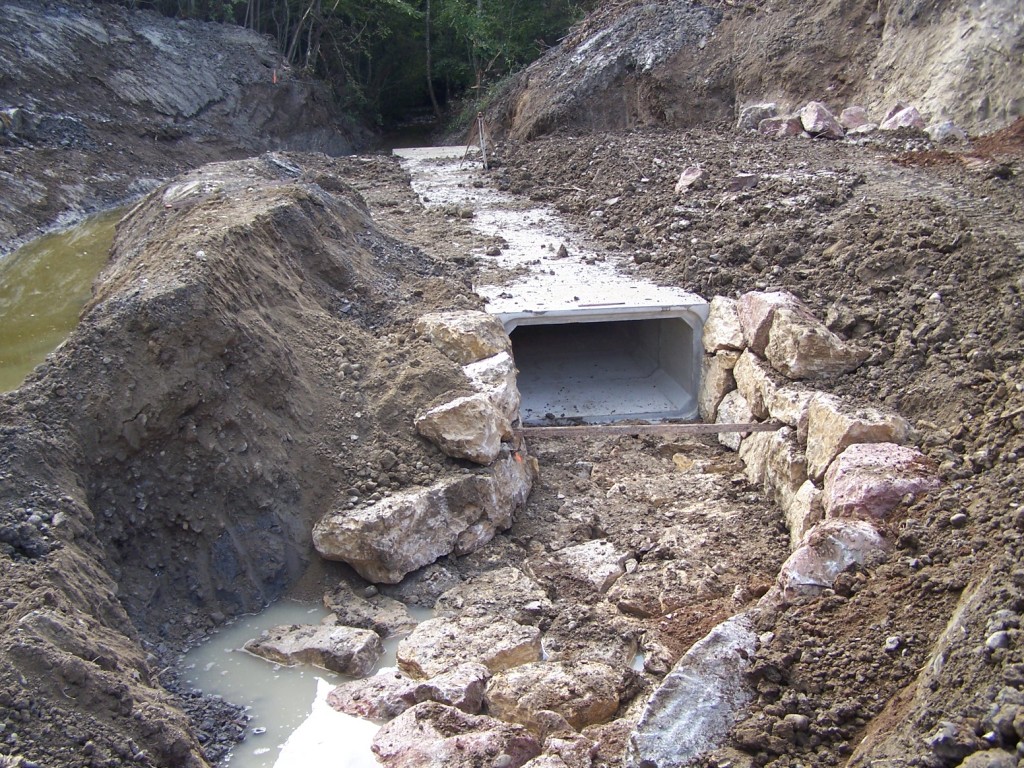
[425,0,442,119]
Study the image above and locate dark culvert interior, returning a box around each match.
[509,316,701,424]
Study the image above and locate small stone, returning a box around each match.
[950,512,969,528]
[987,632,1011,652]
[675,166,706,193]
[884,636,902,653]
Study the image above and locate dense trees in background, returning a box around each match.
[109,0,596,124]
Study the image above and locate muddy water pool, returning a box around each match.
[0,208,122,391]
[181,600,432,768]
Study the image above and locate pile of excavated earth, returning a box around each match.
[1,0,1024,767]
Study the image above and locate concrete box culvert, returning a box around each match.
[499,304,708,425]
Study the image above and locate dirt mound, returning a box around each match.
[0,152,483,766]
[0,0,367,255]
[487,0,1023,141]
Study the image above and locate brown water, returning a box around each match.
[0,209,122,392]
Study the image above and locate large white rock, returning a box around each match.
[764,307,868,380]
[243,623,382,676]
[880,105,926,131]
[716,390,755,451]
[415,310,512,364]
[415,392,512,465]
[698,351,739,423]
[716,390,754,451]
[823,442,939,520]
[737,291,808,355]
[372,701,541,768]
[486,661,620,731]
[328,662,491,720]
[805,395,910,481]
[397,615,542,679]
[783,480,824,550]
[435,566,553,626]
[768,387,817,444]
[733,349,778,419]
[774,519,890,599]
[625,614,756,767]
[313,450,534,583]
[737,102,778,131]
[463,351,521,422]
[526,539,630,595]
[702,296,745,352]
[799,101,845,139]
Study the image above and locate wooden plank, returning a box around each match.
[516,422,782,439]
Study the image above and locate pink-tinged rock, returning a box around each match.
[674,166,706,194]
[823,442,939,519]
[882,102,909,123]
[758,116,804,138]
[805,395,911,481]
[328,662,492,720]
[698,351,739,423]
[847,123,878,136]
[702,296,745,352]
[737,291,811,355]
[716,390,753,451]
[880,106,926,131]
[799,101,845,139]
[372,701,541,768]
[486,660,620,731]
[765,307,869,380]
[839,106,870,130]
[774,519,890,598]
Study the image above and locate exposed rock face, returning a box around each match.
[805,395,911,481]
[486,661,621,731]
[415,393,512,465]
[800,101,845,139]
[415,311,513,365]
[823,442,939,519]
[698,351,739,423]
[774,519,890,599]
[372,701,542,768]
[765,307,868,380]
[625,614,756,767]
[243,623,382,676]
[313,448,534,583]
[397,615,542,679]
[328,662,491,720]
[703,296,745,352]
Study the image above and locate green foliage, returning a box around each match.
[109,0,595,124]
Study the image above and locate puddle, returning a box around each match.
[0,208,123,392]
[180,599,431,768]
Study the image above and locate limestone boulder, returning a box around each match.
[698,351,739,423]
[328,662,491,720]
[716,390,753,451]
[486,661,621,731]
[799,101,844,139]
[526,539,630,595]
[737,291,809,355]
[759,116,804,138]
[774,519,890,599]
[625,615,756,768]
[463,351,521,422]
[313,449,534,583]
[839,106,870,130]
[322,582,417,637]
[415,310,512,365]
[674,166,706,194]
[415,392,512,465]
[243,623,382,676]
[805,395,910,481]
[733,349,778,419]
[435,566,554,626]
[372,701,541,768]
[765,307,868,380]
[542,604,638,668]
[823,442,939,519]
[702,296,745,352]
[880,105,926,131]
[737,103,778,131]
[783,480,824,550]
[768,387,816,444]
[527,733,599,768]
[397,614,542,679]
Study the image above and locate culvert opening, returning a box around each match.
[506,312,704,425]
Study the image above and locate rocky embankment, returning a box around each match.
[0,0,366,255]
